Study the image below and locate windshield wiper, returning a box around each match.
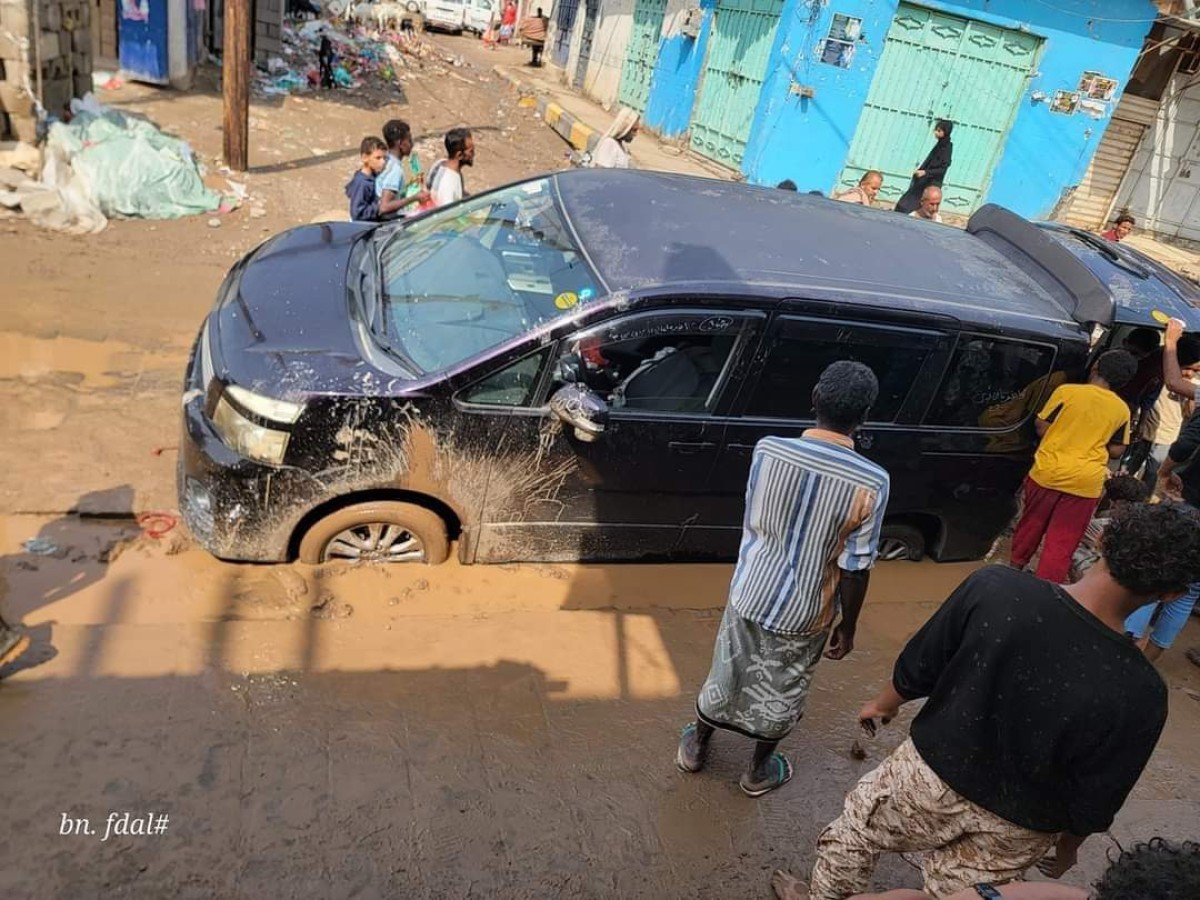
[1066,228,1150,278]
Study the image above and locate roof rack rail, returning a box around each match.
[967,204,1114,328]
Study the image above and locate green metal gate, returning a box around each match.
[838,3,1042,213]
[690,0,784,169]
[617,0,667,112]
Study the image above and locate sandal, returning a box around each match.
[676,722,708,773]
[740,752,793,797]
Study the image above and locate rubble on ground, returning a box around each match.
[253,17,474,97]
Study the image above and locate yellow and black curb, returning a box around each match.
[493,65,602,154]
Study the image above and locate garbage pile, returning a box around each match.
[0,95,229,234]
[254,18,468,96]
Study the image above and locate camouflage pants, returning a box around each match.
[809,738,1057,899]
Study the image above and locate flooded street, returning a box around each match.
[3,38,1200,899]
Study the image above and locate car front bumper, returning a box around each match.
[177,336,315,563]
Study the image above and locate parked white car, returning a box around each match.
[464,0,494,33]
[424,0,466,32]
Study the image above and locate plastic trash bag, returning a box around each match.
[47,95,222,220]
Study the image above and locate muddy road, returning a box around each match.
[3,35,1200,898]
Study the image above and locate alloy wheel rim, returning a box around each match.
[322,523,425,563]
[877,538,911,562]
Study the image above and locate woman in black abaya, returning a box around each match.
[894,119,953,214]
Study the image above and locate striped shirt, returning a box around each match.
[729,431,890,635]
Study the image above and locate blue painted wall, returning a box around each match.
[648,0,1156,218]
[644,0,716,138]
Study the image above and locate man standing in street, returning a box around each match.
[773,501,1200,899]
[835,171,883,206]
[676,361,889,797]
[429,128,475,208]
[518,7,548,66]
[908,186,943,222]
[1158,317,1200,669]
[1009,349,1137,583]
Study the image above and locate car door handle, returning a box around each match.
[727,443,758,452]
[668,441,717,454]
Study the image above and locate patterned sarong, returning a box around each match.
[695,603,827,741]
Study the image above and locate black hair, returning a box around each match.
[807,190,824,197]
[1180,334,1200,368]
[382,119,411,150]
[1124,327,1160,355]
[812,361,879,431]
[445,127,472,158]
[1094,348,1138,390]
[935,118,953,138]
[1093,838,1200,899]
[360,135,387,155]
[1101,503,1200,595]
[1115,213,1136,227]
[776,179,798,191]
[1103,474,1149,507]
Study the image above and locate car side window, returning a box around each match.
[926,337,1057,429]
[460,348,551,407]
[551,314,744,414]
[744,319,938,423]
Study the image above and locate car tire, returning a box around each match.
[298,501,451,565]
[877,524,926,562]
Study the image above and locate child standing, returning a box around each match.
[1069,474,1149,581]
[377,120,430,219]
[345,136,387,222]
[318,34,335,89]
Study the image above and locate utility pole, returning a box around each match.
[222,0,251,172]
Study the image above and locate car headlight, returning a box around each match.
[199,320,215,387]
[210,385,304,466]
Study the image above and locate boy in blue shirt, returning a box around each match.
[378,119,430,219]
[345,136,387,222]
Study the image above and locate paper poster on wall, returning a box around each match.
[1078,71,1119,101]
[829,13,863,42]
[1050,90,1080,115]
[819,13,861,68]
[821,39,856,68]
[1079,98,1108,119]
[121,0,148,20]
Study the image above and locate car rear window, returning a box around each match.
[926,336,1057,429]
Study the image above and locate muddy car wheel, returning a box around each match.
[298,502,450,565]
[877,524,926,562]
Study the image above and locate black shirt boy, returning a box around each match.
[894,565,1166,836]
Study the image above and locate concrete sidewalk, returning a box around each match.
[487,56,732,180]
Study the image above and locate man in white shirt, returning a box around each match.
[429,128,475,208]
[909,185,943,223]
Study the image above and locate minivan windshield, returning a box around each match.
[372,177,600,374]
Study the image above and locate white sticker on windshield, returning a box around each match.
[521,182,545,195]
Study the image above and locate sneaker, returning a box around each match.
[0,627,31,670]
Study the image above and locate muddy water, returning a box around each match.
[2,517,1198,897]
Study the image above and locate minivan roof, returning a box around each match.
[554,170,1084,331]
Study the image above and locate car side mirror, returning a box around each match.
[549,384,608,442]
